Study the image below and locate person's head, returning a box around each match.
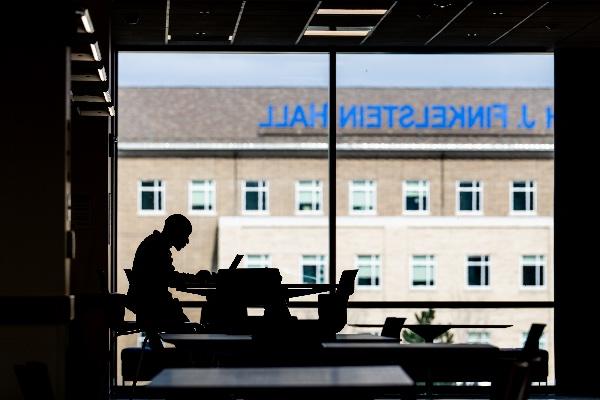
[162,214,192,251]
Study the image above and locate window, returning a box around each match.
[511,180,536,214]
[189,180,215,214]
[296,180,323,214]
[356,255,380,287]
[521,255,545,287]
[138,179,165,215]
[404,180,430,214]
[456,181,483,214]
[349,180,376,214]
[467,255,490,287]
[520,332,547,350]
[301,255,327,284]
[243,180,268,214]
[246,254,271,269]
[467,331,491,344]
[411,255,436,288]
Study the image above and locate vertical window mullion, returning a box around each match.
[329,51,336,290]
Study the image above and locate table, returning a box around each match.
[351,323,512,343]
[321,342,500,384]
[177,283,335,299]
[161,333,253,348]
[402,324,512,343]
[144,365,415,399]
[332,333,399,343]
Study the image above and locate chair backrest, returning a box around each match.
[523,323,546,354]
[337,269,358,297]
[380,317,406,339]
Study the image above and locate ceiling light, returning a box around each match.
[317,8,387,15]
[77,9,95,33]
[304,30,369,37]
[433,1,453,9]
[97,66,107,81]
[90,41,101,62]
[491,11,504,15]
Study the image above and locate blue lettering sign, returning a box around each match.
[398,105,415,128]
[519,104,536,129]
[366,105,382,128]
[257,102,553,131]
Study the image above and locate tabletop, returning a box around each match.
[177,283,335,298]
[146,365,414,399]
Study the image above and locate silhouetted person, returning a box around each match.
[127,214,206,332]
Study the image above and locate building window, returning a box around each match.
[242,180,268,213]
[467,255,490,287]
[511,180,536,214]
[349,180,376,215]
[411,255,436,288]
[246,254,271,269]
[467,331,491,344]
[189,180,215,214]
[521,255,545,287]
[456,181,482,214]
[138,179,165,215]
[301,255,327,284]
[296,180,323,214]
[404,180,430,214]
[356,255,380,287]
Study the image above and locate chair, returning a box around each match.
[491,323,547,400]
[380,317,406,340]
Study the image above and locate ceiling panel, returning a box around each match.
[168,0,242,43]
[367,0,473,46]
[431,1,548,47]
[235,1,317,45]
[494,1,600,48]
[111,0,600,50]
[113,0,166,46]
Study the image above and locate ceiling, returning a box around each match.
[113,0,600,50]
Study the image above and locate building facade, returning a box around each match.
[117,87,554,380]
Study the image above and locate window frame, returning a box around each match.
[410,254,437,290]
[348,180,377,215]
[456,180,483,215]
[300,254,328,284]
[465,255,491,289]
[510,180,537,215]
[403,179,430,215]
[137,179,166,216]
[295,180,323,216]
[245,254,272,269]
[188,179,217,215]
[520,254,547,289]
[242,179,270,215]
[355,254,381,289]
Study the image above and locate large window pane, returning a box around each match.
[337,53,554,382]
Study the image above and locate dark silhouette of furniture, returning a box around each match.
[143,365,416,400]
[491,323,547,400]
[380,317,406,340]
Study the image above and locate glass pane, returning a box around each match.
[523,266,537,285]
[141,191,154,210]
[460,192,473,210]
[337,53,554,381]
[513,192,526,211]
[245,192,259,210]
[468,266,481,285]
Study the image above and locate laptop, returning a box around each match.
[228,254,244,270]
